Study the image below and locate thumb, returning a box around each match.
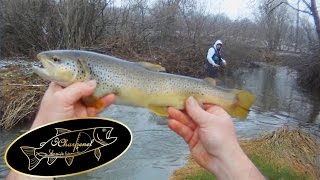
[59,80,96,105]
[185,96,213,127]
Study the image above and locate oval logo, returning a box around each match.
[4,117,132,178]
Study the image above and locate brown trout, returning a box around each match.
[33,50,255,119]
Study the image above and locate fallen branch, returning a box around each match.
[2,83,48,87]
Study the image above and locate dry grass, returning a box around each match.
[0,94,39,129]
[241,127,320,179]
[171,127,320,180]
[0,65,47,129]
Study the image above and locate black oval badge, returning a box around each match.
[4,117,132,178]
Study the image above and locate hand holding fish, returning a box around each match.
[6,80,115,180]
[31,80,116,129]
[167,97,265,180]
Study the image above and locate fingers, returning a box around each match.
[87,107,97,117]
[50,82,63,92]
[58,80,96,105]
[98,94,116,112]
[206,105,230,118]
[88,94,117,116]
[167,107,196,130]
[185,96,213,127]
[44,82,62,95]
[168,119,193,144]
[203,104,214,110]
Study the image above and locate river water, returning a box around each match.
[0,60,320,179]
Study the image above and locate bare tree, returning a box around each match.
[269,0,320,46]
[258,0,290,51]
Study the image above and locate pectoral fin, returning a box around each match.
[65,157,74,166]
[148,106,168,117]
[94,149,101,161]
[82,95,104,110]
[47,157,57,165]
[137,61,166,72]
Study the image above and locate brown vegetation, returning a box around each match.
[171,127,320,180]
[0,65,47,129]
[0,0,318,72]
[296,49,320,90]
[241,127,320,179]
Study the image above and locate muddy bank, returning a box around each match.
[171,127,320,180]
[0,61,47,129]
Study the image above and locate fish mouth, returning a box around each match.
[32,53,56,80]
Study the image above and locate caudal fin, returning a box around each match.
[20,146,42,171]
[229,90,256,119]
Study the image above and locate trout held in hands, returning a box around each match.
[33,50,255,119]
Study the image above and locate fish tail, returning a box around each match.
[229,90,256,119]
[20,146,41,171]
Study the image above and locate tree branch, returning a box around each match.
[301,0,311,9]
[270,1,312,16]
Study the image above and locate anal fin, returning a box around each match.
[148,106,168,117]
[65,157,74,166]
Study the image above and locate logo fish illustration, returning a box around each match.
[20,127,117,171]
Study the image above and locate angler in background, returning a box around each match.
[206,40,227,78]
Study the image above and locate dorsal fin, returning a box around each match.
[55,128,72,135]
[137,61,166,72]
[204,77,216,86]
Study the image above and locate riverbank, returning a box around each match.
[0,61,47,129]
[171,127,320,180]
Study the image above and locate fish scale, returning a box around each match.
[33,50,256,119]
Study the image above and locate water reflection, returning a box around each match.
[221,63,319,123]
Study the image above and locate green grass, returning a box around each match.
[183,169,215,180]
[183,155,309,180]
[250,155,309,180]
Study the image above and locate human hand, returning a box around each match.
[167,97,264,180]
[32,80,116,129]
[7,81,116,180]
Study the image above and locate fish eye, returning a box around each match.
[52,56,60,63]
